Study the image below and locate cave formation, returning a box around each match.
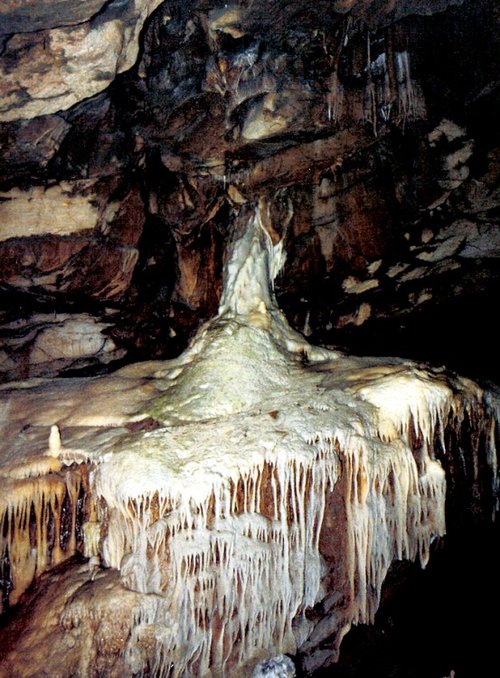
[0,1,499,677]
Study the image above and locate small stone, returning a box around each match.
[342,277,379,294]
[252,655,296,678]
[421,228,434,244]
[367,259,382,274]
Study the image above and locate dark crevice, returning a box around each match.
[310,522,500,678]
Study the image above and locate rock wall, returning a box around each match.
[0,0,498,382]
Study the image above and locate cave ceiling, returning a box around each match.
[0,0,499,382]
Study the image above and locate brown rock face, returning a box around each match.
[0,564,144,677]
[0,0,497,382]
[0,1,110,34]
[0,178,143,300]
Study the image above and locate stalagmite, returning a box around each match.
[48,425,62,456]
[0,201,498,676]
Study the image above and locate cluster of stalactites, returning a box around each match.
[326,21,425,133]
[96,444,339,677]
[341,440,446,626]
[88,399,491,678]
[0,469,86,612]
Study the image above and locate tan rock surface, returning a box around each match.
[0,182,100,241]
[0,0,164,121]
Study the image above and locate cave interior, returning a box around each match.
[0,1,499,676]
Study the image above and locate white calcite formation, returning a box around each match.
[0,204,498,676]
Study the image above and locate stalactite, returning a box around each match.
[0,203,498,676]
[395,50,415,123]
[0,467,88,609]
[365,30,378,135]
[349,22,426,131]
[324,20,350,125]
[84,205,499,676]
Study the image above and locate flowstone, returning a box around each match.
[0,204,498,676]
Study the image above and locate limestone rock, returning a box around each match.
[332,0,465,25]
[0,115,70,182]
[0,235,138,299]
[438,220,500,259]
[31,315,116,369]
[0,313,125,381]
[0,1,110,34]
[0,182,100,241]
[0,566,142,677]
[0,179,144,301]
[208,4,247,40]
[0,0,164,121]
[416,235,464,262]
[240,87,323,141]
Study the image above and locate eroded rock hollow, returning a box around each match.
[0,1,499,676]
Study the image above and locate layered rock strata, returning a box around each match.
[1,0,498,381]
